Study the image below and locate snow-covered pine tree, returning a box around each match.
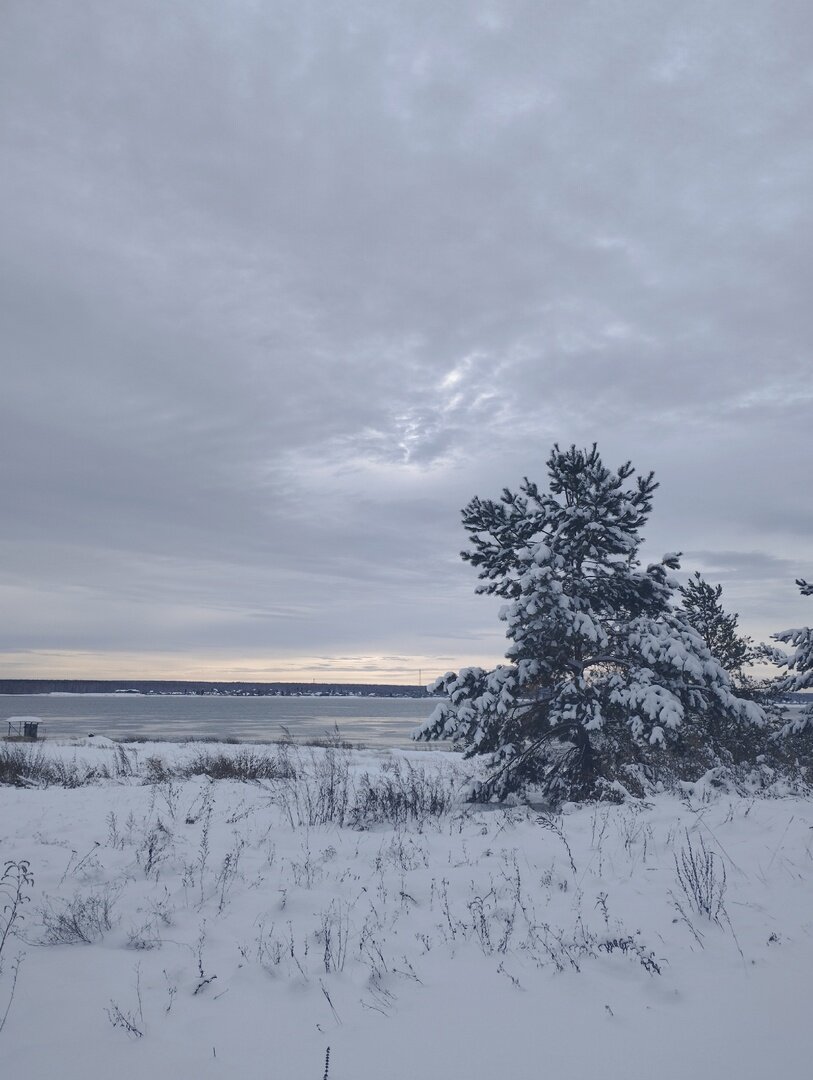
[679,572,784,721]
[415,444,765,801]
[679,573,751,673]
[774,579,813,734]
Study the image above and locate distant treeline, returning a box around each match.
[0,679,432,698]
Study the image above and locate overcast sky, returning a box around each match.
[1,1,811,684]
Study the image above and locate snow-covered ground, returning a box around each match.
[1,738,812,1079]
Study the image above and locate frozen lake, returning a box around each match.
[0,693,441,748]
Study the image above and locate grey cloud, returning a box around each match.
[1,1,811,677]
[683,550,798,580]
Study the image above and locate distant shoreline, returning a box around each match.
[0,678,433,698]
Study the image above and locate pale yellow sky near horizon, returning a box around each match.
[0,650,496,685]
[0,648,786,687]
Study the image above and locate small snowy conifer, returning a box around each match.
[415,445,764,801]
[679,573,783,714]
[774,579,813,734]
[679,573,751,674]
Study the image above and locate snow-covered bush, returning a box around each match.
[274,747,354,827]
[178,747,293,782]
[41,889,118,945]
[415,444,764,802]
[349,760,458,828]
[0,744,107,788]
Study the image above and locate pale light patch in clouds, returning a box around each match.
[1,0,811,681]
[0,649,483,685]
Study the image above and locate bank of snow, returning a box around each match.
[1,739,811,1079]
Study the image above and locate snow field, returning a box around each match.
[1,739,812,1079]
